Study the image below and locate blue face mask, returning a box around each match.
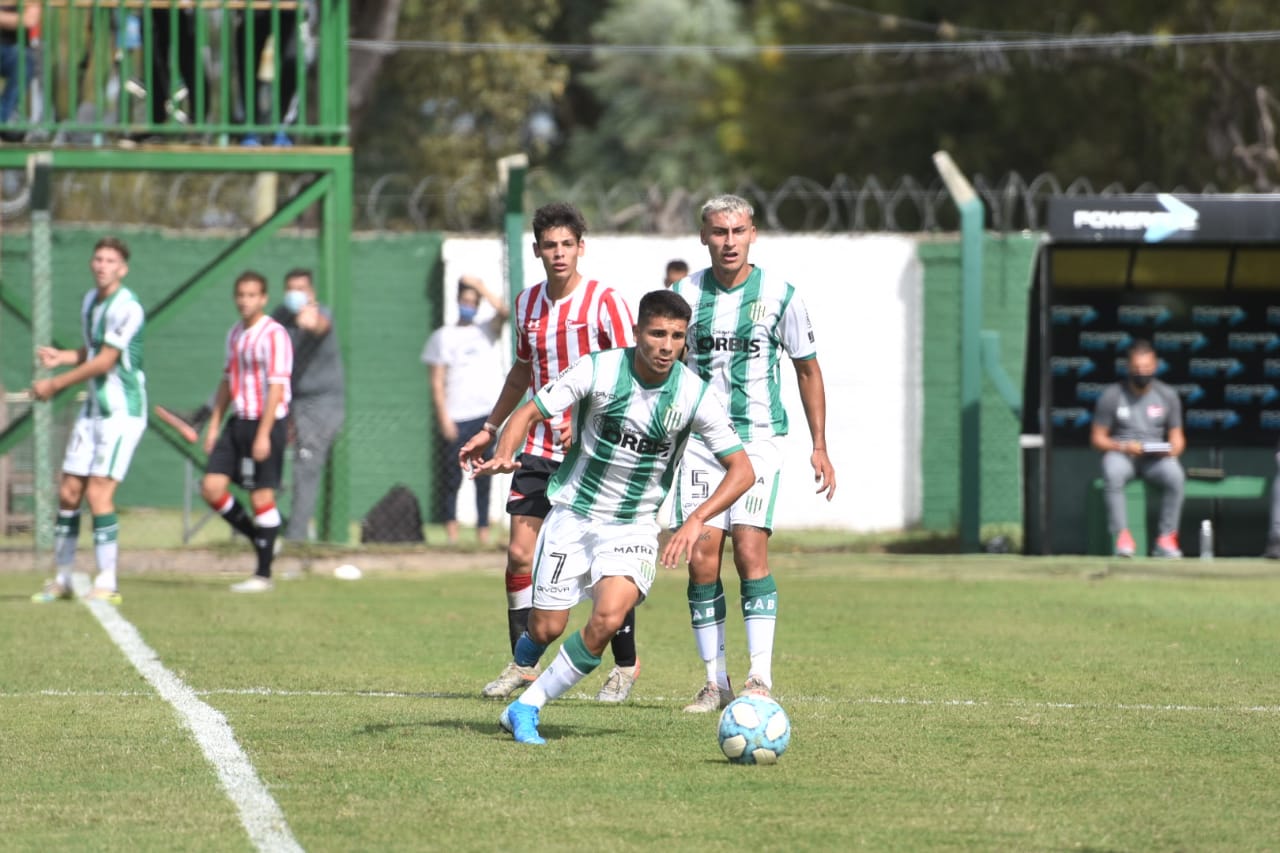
[458,305,478,322]
[283,290,308,313]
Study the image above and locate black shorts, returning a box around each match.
[206,418,288,491]
[506,454,560,519]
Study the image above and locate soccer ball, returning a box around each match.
[717,695,791,765]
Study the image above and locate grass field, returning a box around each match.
[3,550,1280,852]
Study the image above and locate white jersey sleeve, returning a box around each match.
[691,386,743,460]
[779,288,817,360]
[103,297,144,353]
[533,353,593,420]
[421,328,445,366]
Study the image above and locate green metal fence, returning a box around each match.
[2,0,347,144]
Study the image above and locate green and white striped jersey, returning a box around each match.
[534,348,743,523]
[675,266,817,441]
[79,285,146,418]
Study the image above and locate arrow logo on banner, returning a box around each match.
[1145,194,1200,243]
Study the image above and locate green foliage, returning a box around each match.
[562,0,752,189]
[355,0,569,219]
[733,1,1280,188]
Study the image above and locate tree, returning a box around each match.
[731,1,1280,191]
[560,0,752,192]
[351,0,569,227]
[349,0,407,137]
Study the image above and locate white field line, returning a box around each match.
[70,573,304,853]
[10,681,1280,716]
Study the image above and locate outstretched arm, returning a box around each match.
[203,380,232,454]
[470,399,546,478]
[793,356,836,500]
[662,448,754,568]
[458,359,533,470]
[30,346,116,401]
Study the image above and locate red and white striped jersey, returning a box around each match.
[224,315,293,420]
[514,278,635,461]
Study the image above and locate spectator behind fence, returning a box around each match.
[270,268,345,544]
[664,259,688,288]
[234,5,302,145]
[421,275,508,545]
[1090,338,1186,559]
[149,8,205,128]
[0,0,39,132]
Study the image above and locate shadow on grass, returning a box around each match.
[356,719,625,741]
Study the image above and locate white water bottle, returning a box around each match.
[1199,519,1214,561]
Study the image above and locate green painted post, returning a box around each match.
[30,152,53,557]
[498,154,528,360]
[320,155,353,543]
[933,152,985,552]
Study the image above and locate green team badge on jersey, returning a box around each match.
[748,300,769,323]
[663,405,683,431]
[745,495,764,515]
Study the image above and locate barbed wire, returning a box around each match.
[0,167,1239,234]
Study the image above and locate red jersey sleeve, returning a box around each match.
[598,290,636,348]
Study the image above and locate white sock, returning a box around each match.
[690,581,728,689]
[520,632,601,709]
[742,576,778,687]
[92,513,120,591]
[54,510,79,586]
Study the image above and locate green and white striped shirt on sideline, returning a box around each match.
[79,286,146,418]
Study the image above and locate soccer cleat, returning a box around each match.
[230,576,274,593]
[596,660,641,703]
[499,700,546,745]
[84,587,123,605]
[482,661,541,698]
[1114,529,1136,558]
[739,675,772,699]
[683,681,734,713]
[1152,532,1182,559]
[31,581,73,604]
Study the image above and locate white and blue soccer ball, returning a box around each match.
[717,695,791,765]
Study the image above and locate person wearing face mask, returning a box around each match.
[421,275,509,545]
[270,268,345,544]
[1090,338,1186,558]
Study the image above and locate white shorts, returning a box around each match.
[62,415,147,481]
[530,505,660,611]
[674,436,782,533]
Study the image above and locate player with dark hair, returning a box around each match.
[200,270,294,592]
[31,237,145,605]
[664,259,689,288]
[1090,338,1186,558]
[673,193,837,712]
[459,201,645,703]
[472,288,755,744]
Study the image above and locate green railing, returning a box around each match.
[1,0,347,145]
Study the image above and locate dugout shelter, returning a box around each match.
[1022,194,1280,556]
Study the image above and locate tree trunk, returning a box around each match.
[348,0,404,136]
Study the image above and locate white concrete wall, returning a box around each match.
[437,233,922,532]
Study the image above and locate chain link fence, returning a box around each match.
[0,167,1243,233]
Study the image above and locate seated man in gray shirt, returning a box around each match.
[1090,339,1186,558]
